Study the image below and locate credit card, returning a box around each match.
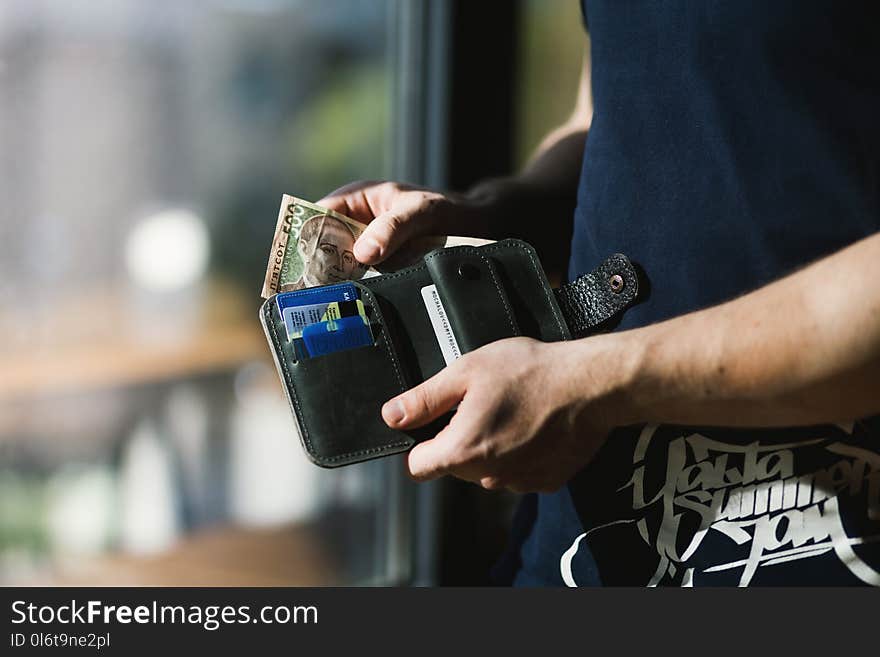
[285,299,367,340]
[276,282,357,315]
[282,302,334,338]
[321,299,366,323]
[276,283,359,340]
[290,336,309,361]
[421,284,461,365]
[301,315,373,357]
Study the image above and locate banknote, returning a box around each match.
[261,195,369,298]
[261,194,494,298]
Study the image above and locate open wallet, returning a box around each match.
[260,238,641,467]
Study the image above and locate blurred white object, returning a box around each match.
[46,465,115,557]
[118,419,179,554]
[124,208,209,293]
[229,363,324,526]
[164,383,212,520]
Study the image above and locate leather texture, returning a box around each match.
[423,247,521,353]
[554,253,638,337]
[260,239,640,467]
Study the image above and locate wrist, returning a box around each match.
[555,331,649,430]
[616,320,709,428]
[617,325,669,426]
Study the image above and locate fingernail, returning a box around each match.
[383,399,405,426]
[355,236,381,262]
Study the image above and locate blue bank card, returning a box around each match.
[301,315,373,357]
[275,282,358,315]
[276,283,360,340]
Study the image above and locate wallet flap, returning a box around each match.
[554,253,639,337]
[424,246,520,353]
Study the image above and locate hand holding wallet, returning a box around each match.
[260,238,640,467]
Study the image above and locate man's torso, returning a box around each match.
[500,0,880,586]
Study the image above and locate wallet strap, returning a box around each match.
[554,253,640,337]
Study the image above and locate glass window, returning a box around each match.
[0,0,393,585]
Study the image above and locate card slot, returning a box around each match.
[261,284,418,467]
[287,341,415,467]
[268,281,391,363]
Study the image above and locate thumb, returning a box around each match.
[354,194,439,265]
[382,366,466,430]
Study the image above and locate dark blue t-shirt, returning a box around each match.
[498,0,880,586]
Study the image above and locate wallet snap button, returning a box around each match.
[457,263,480,280]
[609,273,624,293]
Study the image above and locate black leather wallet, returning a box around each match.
[260,238,639,467]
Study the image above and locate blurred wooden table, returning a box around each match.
[0,281,267,404]
[29,524,341,587]
[0,281,342,587]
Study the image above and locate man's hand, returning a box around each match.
[318,180,494,266]
[378,232,880,493]
[315,46,592,273]
[381,336,634,493]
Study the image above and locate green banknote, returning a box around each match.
[261,195,368,298]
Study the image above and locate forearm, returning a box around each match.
[461,51,592,271]
[588,232,880,428]
[467,47,591,210]
[466,127,587,222]
[464,128,586,270]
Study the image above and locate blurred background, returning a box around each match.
[0,0,582,586]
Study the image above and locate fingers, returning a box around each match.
[406,426,461,482]
[382,365,467,431]
[320,180,454,265]
[405,399,492,482]
[383,361,478,482]
[354,193,443,264]
[480,476,505,491]
[317,180,383,223]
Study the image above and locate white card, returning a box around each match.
[420,284,461,366]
